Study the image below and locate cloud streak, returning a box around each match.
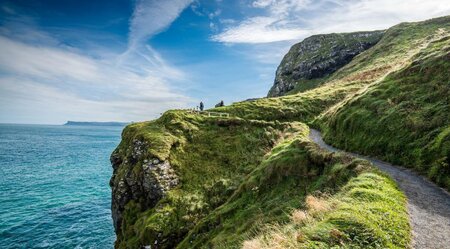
[0,36,100,82]
[212,16,309,43]
[0,33,194,124]
[213,0,450,44]
[128,0,193,48]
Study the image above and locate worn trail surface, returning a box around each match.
[309,129,450,249]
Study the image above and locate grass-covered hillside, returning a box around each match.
[215,16,450,189]
[178,130,409,248]
[111,111,301,248]
[111,113,408,248]
[110,16,449,248]
[318,30,450,189]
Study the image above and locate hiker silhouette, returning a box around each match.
[199,101,204,111]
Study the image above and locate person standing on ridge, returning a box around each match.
[200,101,204,111]
[215,100,225,108]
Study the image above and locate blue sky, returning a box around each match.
[0,0,449,124]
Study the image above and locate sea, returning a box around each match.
[0,123,124,248]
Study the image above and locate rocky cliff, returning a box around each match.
[267,31,384,97]
[109,113,293,248]
[110,145,179,234]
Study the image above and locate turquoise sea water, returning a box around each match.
[0,124,123,248]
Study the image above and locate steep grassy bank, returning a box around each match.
[110,111,302,248]
[177,129,409,248]
[318,29,450,190]
[112,115,409,248]
[215,16,450,189]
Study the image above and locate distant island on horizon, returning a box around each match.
[64,121,130,126]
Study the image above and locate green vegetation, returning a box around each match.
[242,171,409,249]
[111,16,450,248]
[286,78,330,95]
[215,16,450,190]
[281,32,383,71]
[113,111,302,248]
[268,31,384,96]
[177,130,409,248]
[113,111,409,248]
[318,30,450,190]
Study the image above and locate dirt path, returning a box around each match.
[309,129,450,249]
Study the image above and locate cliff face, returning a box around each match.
[110,145,179,234]
[109,112,292,248]
[267,31,384,97]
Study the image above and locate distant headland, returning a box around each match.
[64,121,129,126]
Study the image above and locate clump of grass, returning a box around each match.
[290,210,309,225]
[242,239,263,249]
[305,195,331,215]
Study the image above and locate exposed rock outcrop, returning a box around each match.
[268,31,384,97]
[109,138,179,234]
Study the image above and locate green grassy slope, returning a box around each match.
[215,16,450,189]
[112,111,302,248]
[318,33,450,189]
[113,115,408,248]
[177,130,409,249]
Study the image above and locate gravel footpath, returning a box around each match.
[309,129,450,249]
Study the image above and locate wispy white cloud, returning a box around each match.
[0,0,198,124]
[212,0,312,43]
[0,76,191,124]
[0,36,100,82]
[0,33,194,124]
[128,0,193,49]
[313,0,450,33]
[118,0,193,83]
[252,0,274,8]
[213,0,450,44]
[212,16,309,43]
